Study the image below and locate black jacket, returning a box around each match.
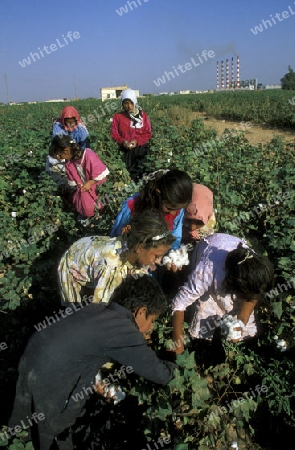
[9,302,175,449]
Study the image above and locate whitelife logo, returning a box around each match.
[18,31,81,68]
[250,3,295,35]
[116,0,149,16]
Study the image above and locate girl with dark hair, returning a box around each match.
[49,135,109,221]
[171,233,274,353]
[110,169,193,251]
[58,209,176,304]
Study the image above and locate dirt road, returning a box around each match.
[201,115,295,146]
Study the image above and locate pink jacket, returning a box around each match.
[66,149,109,217]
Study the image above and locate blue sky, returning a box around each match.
[0,0,294,102]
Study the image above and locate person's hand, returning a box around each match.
[81,180,94,192]
[166,262,182,273]
[149,256,163,271]
[94,381,125,404]
[123,140,130,149]
[129,140,137,148]
[231,326,243,343]
[173,342,184,354]
[94,380,113,403]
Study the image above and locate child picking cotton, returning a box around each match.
[182,183,216,245]
[50,135,109,223]
[9,275,176,450]
[171,233,274,353]
[46,105,91,187]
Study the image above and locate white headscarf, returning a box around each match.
[120,88,138,106]
[120,89,142,127]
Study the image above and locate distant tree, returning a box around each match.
[280,66,295,90]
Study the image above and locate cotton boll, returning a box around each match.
[113,386,126,405]
[276,339,288,351]
[164,246,190,268]
[220,315,245,340]
[95,371,102,383]
[162,256,171,265]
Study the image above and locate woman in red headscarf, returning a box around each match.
[46,106,91,188]
[52,105,90,149]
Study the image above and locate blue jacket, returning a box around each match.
[110,194,185,250]
[52,122,90,150]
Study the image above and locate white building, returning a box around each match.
[45,99,67,103]
[265,84,281,90]
[100,84,139,101]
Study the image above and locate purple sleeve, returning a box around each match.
[171,240,214,312]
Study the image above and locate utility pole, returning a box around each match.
[73,76,77,100]
[4,73,11,104]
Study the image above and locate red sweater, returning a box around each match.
[111,111,152,146]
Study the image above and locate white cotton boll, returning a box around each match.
[172,256,181,267]
[113,386,126,405]
[11,212,17,218]
[95,371,102,383]
[276,339,288,351]
[220,316,245,340]
[109,118,113,122]
[109,385,116,397]
[162,256,171,265]
[168,151,173,156]
[165,247,190,268]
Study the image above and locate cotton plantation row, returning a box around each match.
[0,96,295,449]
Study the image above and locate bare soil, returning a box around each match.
[198,113,295,146]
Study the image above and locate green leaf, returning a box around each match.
[175,444,189,450]
[271,301,283,319]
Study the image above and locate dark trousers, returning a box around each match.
[120,144,150,181]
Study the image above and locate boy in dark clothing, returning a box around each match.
[8,276,176,450]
